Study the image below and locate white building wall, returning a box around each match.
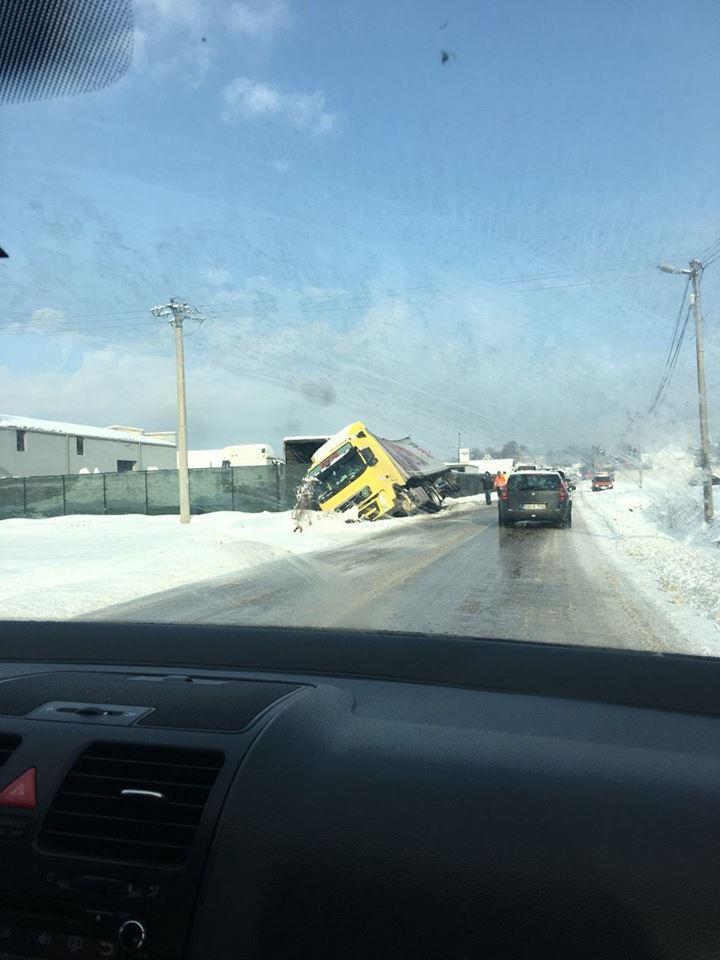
[0,427,176,478]
[188,449,224,468]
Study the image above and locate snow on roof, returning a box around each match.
[0,414,176,446]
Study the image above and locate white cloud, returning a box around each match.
[271,158,290,173]
[28,308,66,331]
[205,268,233,285]
[131,0,290,90]
[225,0,292,40]
[222,78,338,136]
[0,346,327,451]
[137,0,206,27]
[131,0,215,88]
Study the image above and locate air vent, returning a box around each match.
[0,735,21,767]
[40,742,224,867]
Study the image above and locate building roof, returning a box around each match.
[457,458,514,473]
[283,436,332,442]
[0,414,176,446]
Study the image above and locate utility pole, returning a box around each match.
[689,260,714,522]
[457,431,461,462]
[658,259,714,522]
[151,298,205,524]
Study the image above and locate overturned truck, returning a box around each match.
[307,420,458,520]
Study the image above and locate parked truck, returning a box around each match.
[188,444,280,468]
[307,421,458,520]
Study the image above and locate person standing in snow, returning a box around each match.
[482,471,494,505]
[493,471,506,497]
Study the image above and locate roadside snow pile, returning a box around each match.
[0,495,484,620]
[640,445,720,549]
[579,449,720,631]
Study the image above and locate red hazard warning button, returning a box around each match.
[0,768,36,809]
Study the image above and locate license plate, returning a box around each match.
[522,503,546,510]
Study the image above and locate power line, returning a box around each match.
[699,234,720,260]
[653,299,690,410]
[0,257,673,327]
[648,276,691,413]
[649,303,691,413]
[703,248,720,269]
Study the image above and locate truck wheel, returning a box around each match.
[424,486,443,513]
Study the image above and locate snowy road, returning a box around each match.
[90,498,707,654]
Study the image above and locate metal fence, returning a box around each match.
[0,465,480,521]
[0,464,310,521]
[455,474,483,496]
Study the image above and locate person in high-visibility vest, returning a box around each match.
[493,471,507,494]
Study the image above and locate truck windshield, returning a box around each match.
[309,444,368,502]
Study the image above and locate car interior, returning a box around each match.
[0,620,717,959]
[3,3,719,958]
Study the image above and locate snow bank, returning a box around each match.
[0,495,484,620]
[579,449,720,634]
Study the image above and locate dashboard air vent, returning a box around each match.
[40,742,224,866]
[0,735,21,766]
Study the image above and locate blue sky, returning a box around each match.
[1,0,719,456]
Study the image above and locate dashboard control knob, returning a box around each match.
[118,919,146,952]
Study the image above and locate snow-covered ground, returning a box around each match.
[0,495,484,620]
[579,446,720,646]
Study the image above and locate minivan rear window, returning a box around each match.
[508,474,560,492]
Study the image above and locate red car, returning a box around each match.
[591,474,614,491]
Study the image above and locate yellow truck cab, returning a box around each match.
[307,421,456,520]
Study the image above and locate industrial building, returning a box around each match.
[0,414,177,478]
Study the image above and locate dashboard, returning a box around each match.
[0,620,717,958]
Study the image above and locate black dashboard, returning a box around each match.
[0,620,718,959]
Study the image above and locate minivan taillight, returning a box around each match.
[558,485,568,501]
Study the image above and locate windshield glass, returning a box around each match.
[2,0,720,659]
[308,445,367,501]
[509,475,561,492]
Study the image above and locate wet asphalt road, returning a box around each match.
[91,497,686,653]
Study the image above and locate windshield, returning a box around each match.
[2,0,720,659]
[509,475,561,492]
[308,444,367,501]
